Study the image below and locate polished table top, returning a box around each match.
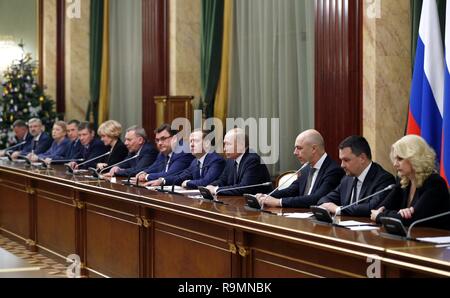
[1,159,450,272]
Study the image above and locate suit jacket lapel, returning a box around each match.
[298,166,310,195]
[359,164,376,200]
[310,156,330,193]
[344,177,354,205]
[236,151,249,182]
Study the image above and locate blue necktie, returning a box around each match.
[197,160,202,178]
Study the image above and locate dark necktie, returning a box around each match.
[32,139,37,151]
[350,177,359,204]
[233,161,239,184]
[165,155,171,172]
[303,168,317,195]
[83,146,89,159]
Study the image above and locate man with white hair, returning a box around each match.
[206,128,272,196]
[256,129,344,208]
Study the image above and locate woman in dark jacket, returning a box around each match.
[96,120,128,170]
[371,135,450,229]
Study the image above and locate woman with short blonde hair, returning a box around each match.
[96,120,128,170]
[371,135,450,229]
[98,120,122,139]
[390,135,436,189]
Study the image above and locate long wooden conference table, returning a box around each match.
[0,160,449,278]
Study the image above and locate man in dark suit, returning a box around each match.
[12,118,52,159]
[68,122,109,169]
[163,129,226,188]
[256,129,344,208]
[65,119,83,160]
[317,135,395,217]
[206,128,272,196]
[0,120,31,157]
[134,124,194,186]
[103,125,158,178]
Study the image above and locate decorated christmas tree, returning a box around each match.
[0,44,59,149]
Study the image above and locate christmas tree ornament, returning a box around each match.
[0,45,60,149]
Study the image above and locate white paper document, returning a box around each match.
[416,236,450,245]
[146,185,200,195]
[336,220,375,227]
[348,226,380,231]
[283,212,314,219]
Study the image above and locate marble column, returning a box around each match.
[43,0,57,102]
[64,0,91,121]
[363,0,411,173]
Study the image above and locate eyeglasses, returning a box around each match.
[155,136,172,143]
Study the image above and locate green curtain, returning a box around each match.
[201,0,224,118]
[411,0,446,74]
[88,0,104,128]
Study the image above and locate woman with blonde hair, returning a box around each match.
[96,120,128,170]
[371,135,450,229]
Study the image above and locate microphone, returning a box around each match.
[406,210,450,239]
[48,158,85,164]
[339,184,397,214]
[5,141,27,152]
[124,172,134,186]
[266,162,308,197]
[72,150,112,169]
[197,182,272,205]
[310,184,397,224]
[90,154,139,179]
[216,182,273,196]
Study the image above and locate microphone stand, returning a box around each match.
[90,154,139,180]
[77,151,112,168]
[310,184,396,224]
[4,141,27,155]
[216,182,273,196]
[266,163,307,197]
[407,210,450,239]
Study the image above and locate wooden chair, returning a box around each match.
[275,171,298,190]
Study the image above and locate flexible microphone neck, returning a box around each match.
[407,210,450,239]
[54,158,85,164]
[6,141,27,151]
[77,150,111,168]
[216,182,272,195]
[339,184,396,213]
[99,154,139,175]
[267,163,308,197]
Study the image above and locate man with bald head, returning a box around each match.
[256,129,344,208]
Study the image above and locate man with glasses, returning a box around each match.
[134,123,194,186]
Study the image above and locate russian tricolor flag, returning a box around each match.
[442,2,450,186]
[407,0,447,186]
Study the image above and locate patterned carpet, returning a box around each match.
[0,234,68,278]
